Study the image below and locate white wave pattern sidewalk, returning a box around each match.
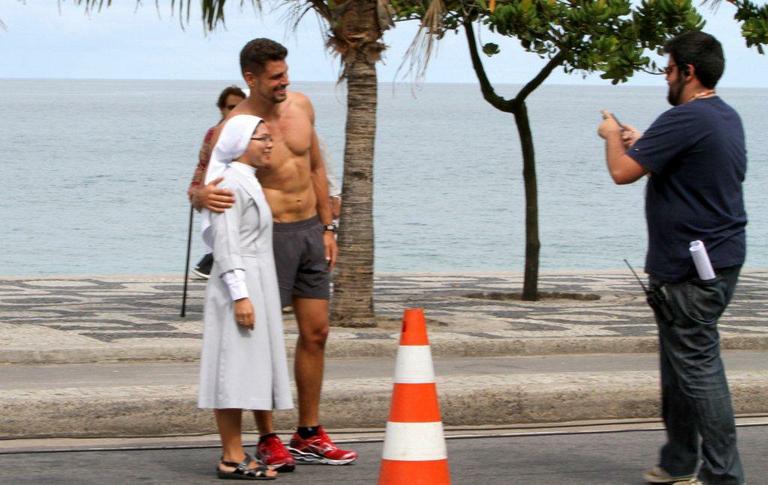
[0,270,767,365]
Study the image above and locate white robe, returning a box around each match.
[197,163,293,411]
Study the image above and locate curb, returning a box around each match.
[2,371,767,439]
[2,335,767,365]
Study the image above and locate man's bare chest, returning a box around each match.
[269,116,312,157]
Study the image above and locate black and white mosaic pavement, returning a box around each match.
[1,271,766,345]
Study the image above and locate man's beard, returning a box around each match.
[667,77,685,106]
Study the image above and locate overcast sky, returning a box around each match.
[1,1,766,87]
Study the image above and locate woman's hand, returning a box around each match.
[234,298,255,329]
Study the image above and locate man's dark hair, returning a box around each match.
[240,38,288,75]
[664,31,724,89]
[216,85,246,109]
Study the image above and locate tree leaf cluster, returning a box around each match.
[731,0,768,53]
[394,0,705,83]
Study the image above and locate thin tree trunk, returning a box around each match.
[330,48,377,328]
[464,19,565,300]
[513,103,540,301]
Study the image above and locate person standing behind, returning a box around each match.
[598,31,747,485]
[198,115,291,480]
[319,138,342,225]
[188,85,246,279]
[192,38,356,470]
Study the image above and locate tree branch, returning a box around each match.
[463,18,514,112]
[515,50,566,102]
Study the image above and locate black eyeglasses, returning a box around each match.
[251,135,272,143]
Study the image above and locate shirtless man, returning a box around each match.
[191,38,356,470]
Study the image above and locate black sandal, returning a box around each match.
[217,452,277,480]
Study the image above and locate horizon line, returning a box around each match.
[1,77,767,90]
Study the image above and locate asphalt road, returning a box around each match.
[1,426,766,484]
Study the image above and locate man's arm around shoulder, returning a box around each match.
[190,122,235,212]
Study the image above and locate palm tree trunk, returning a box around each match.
[330,48,378,328]
[513,102,540,301]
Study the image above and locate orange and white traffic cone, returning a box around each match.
[378,308,450,485]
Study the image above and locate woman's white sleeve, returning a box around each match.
[221,269,249,301]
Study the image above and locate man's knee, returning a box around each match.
[298,322,329,349]
[295,304,330,349]
[293,296,330,349]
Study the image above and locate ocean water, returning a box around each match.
[1,80,766,276]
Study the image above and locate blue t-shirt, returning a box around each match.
[627,97,747,283]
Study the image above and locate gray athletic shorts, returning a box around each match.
[273,215,331,307]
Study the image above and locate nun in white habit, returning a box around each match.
[198,114,292,480]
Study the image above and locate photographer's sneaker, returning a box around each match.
[643,466,696,484]
[192,253,213,279]
[255,434,295,472]
[288,426,358,465]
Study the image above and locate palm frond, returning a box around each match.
[398,0,447,80]
[62,0,113,14]
[700,0,723,12]
[305,0,333,22]
[280,2,318,32]
[64,1,267,31]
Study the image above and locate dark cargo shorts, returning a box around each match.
[273,215,331,307]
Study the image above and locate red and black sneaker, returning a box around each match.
[288,426,358,465]
[255,433,296,472]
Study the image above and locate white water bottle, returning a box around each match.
[689,240,716,280]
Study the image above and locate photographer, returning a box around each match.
[598,32,747,485]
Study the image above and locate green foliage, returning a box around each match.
[495,0,704,83]
[391,0,426,20]
[732,0,768,54]
[483,42,501,55]
[393,0,706,84]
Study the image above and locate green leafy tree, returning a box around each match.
[394,0,704,300]
[64,0,399,327]
[725,0,768,53]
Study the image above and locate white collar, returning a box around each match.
[230,161,256,176]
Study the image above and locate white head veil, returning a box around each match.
[201,114,263,248]
[204,115,263,184]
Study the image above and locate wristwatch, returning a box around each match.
[323,224,337,233]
